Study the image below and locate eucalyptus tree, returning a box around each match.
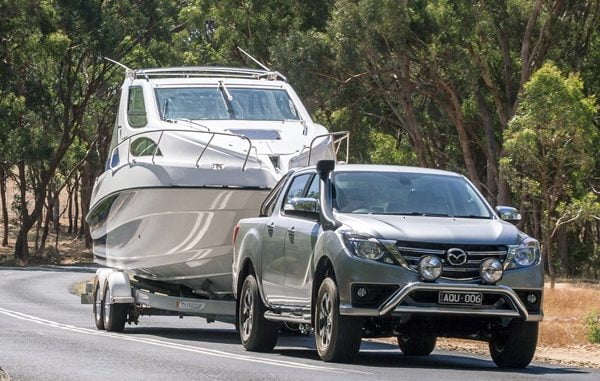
[501,63,598,286]
[1,0,182,264]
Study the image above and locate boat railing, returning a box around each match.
[305,131,350,166]
[108,128,256,174]
[133,67,287,82]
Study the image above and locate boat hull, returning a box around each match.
[88,187,269,295]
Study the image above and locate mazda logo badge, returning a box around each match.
[446,248,468,266]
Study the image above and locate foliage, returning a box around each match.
[585,310,600,344]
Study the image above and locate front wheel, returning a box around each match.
[489,320,538,368]
[315,278,362,363]
[238,275,280,352]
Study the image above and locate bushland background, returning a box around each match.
[1,0,600,363]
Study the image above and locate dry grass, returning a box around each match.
[539,282,600,347]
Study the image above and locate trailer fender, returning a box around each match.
[93,268,114,301]
[106,271,134,304]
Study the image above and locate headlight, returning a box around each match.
[506,238,541,269]
[342,232,404,265]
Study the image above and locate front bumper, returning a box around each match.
[340,282,543,322]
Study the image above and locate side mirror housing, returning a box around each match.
[284,198,320,219]
[495,206,521,224]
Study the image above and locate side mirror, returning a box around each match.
[284,197,320,219]
[495,206,521,224]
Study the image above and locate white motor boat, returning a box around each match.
[87,66,348,297]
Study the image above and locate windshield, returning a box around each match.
[332,171,492,218]
[155,87,300,121]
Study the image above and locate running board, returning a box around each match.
[264,311,311,324]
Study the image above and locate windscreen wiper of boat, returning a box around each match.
[163,117,210,131]
[162,98,171,120]
[218,80,236,119]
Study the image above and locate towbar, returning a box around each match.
[378,283,531,321]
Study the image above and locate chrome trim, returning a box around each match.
[378,283,530,321]
[466,251,507,256]
[391,306,520,318]
[397,246,445,255]
[264,311,311,324]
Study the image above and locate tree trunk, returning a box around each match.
[40,196,53,252]
[0,167,9,247]
[476,89,499,203]
[67,183,73,234]
[15,160,30,265]
[80,165,92,248]
[74,179,79,233]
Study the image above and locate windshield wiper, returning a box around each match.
[218,80,235,119]
[389,212,451,217]
[163,117,210,131]
[452,214,492,219]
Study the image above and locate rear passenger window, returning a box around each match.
[283,174,311,209]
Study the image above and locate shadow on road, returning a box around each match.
[275,340,590,376]
[122,326,590,376]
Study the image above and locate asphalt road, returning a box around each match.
[0,266,598,381]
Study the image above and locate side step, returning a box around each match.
[264,311,311,324]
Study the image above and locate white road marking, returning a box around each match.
[0,307,371,375]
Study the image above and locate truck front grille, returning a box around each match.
[395,241,508,280]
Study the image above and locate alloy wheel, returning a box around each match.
[240,286,254,342]
[317,291,333,348]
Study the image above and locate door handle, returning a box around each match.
[287,226,295,241]
[266,222,275,236]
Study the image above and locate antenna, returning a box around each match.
[237,47,270,71]
[101,56,131,71]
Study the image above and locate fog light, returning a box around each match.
[527,293,537,304]
[419,255,443,281]
[480,258,503,284]
[357,287,368,298]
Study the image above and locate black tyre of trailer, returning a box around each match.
[102,281,128,332]
[93,280,105,330]
[489,320,539,368]
[238,275,280,352]
[397,332,437,356]
[314,278,363,363]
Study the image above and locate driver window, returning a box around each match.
[306,175,319,199]
[282,174,311,212]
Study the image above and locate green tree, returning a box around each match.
[501,63,598,286]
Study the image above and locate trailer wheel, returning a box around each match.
[93,281,105,330]
[238,275,280,352]
[103,281,128,332]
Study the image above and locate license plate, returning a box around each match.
[438,291,483,306]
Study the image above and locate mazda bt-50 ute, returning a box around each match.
[232,161,543,367]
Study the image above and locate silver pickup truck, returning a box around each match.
[232,160,543,367]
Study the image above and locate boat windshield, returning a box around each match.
[155,87,300,121]
[332,171,492,218]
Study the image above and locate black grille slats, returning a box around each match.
[396,241,508,280]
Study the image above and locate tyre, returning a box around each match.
[238,275,280,352]
[93,281,105,330]
[314,278,362,363]
[397,332,436,356]
[102,282,128,332]
[489,320,538,368]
